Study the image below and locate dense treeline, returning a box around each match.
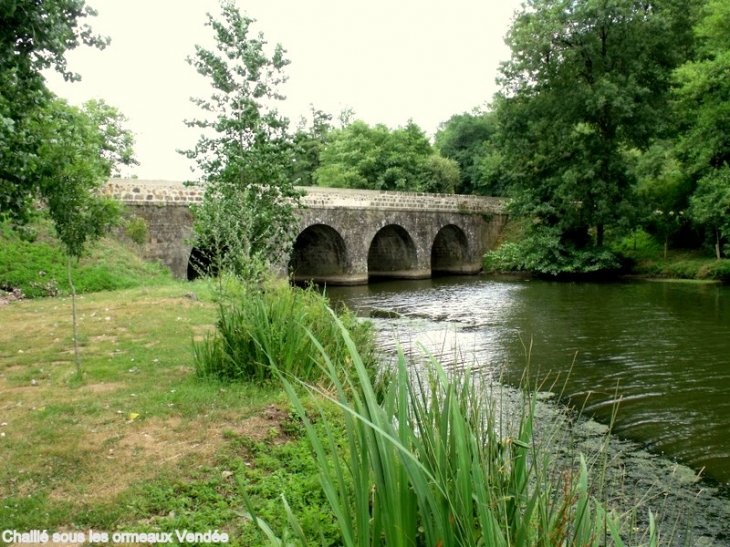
[454,0,729,272]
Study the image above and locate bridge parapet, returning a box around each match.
[105,179,508,213]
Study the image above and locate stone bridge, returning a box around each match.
[105,179,508,285]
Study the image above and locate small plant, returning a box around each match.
[124,215,148,245]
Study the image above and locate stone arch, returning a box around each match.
[289,224,348,283]
[367,224,419,279]
[187,247,214,281]
[431,224,471,275]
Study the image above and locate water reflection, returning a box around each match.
[325,276,730,485]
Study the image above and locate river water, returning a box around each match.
[325,275,730,488]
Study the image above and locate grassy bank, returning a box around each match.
[1,218,171,299]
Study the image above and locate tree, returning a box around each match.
[81,99,139,177]
[180,1,302,280]
[0,0,108,224]
[38,98,127,376]
[673,0,730,257]
[289,105,333,186]
[688,166,730,259]
[314,120,459,193]
[496,0,701,273]
[435,110,506,195]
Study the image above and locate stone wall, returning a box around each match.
[105,179,507,212]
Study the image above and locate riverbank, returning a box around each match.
[482,220,730,282]
[367,312,730,546]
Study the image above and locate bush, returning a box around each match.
[483,242,526,272]
[193,283,375,383]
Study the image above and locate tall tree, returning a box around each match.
[674,0,730,257]
[496,0,700,273]
[0,0,108,224]
[181,1,302,279]
[435,110,506,195]
[289,105,333,186]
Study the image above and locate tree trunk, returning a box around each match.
[596,224,604,247]
[716,229,722,261]
[68,255,81,377]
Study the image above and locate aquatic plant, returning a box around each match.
[244,314,655,546]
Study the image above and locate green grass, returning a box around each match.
[0,217,173,298]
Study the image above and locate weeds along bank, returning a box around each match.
[483,221,730,281]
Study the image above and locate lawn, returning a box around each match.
[0,282,336,545]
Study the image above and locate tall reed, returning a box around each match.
[245,313,655,546]
[193,283,374,383]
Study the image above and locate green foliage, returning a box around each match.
[81,98,139,178]
[672,0,730,258]
[289,105,333,186]
[483,242,527,272]
[124,215,148,246]
[251,318,651,546]
[314,119,460,193]
[193,283,374,383]
[484,231,621,276]
[688,165,730,258]
[495,0,700,272]
[0,0,109,225]
[435,110,507,195]
[181,2,302,279]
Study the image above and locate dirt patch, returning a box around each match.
[48,415,221,503]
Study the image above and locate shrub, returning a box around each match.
[193,283,375,383]
[483,242,526,271]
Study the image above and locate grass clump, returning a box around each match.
[193,280,374,383]
[249,318,654,546]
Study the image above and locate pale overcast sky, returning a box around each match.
[45,0,522,181]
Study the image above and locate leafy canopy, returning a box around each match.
[674,0,730,257]
[495,0,699,273]
[435,110,507,196]
[0,0,110,225]
[314,120,460,194]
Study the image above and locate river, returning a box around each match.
[324,275,730,541]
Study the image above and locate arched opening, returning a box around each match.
[431,224,471,275]
[289,224,348,283]
[367,224,419,279]
[187,247,215,281]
